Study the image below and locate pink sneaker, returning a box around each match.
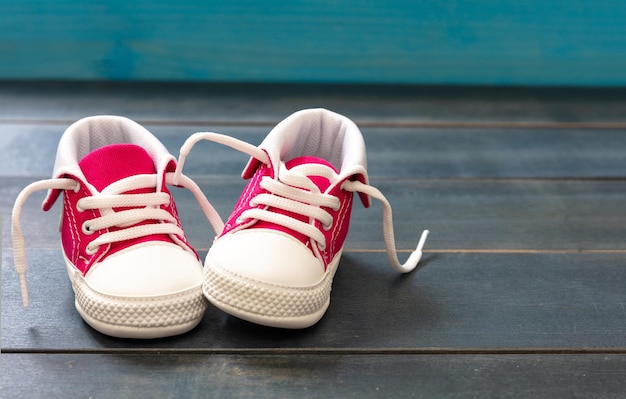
[176,109,428,328]
[176,109,429,329]
[12,116,224,338]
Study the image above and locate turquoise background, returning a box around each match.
[1,1,625,85]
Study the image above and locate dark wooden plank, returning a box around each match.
[4,177,625,251]
[1,83,622,399]
[2,82,626,123]
[4,124,626,179]
[3,353,626,398]
[171,126,626,179]
[3,251,625,350]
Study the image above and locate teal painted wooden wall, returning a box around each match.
[1,1,625,85]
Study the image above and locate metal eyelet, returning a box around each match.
[322,219,334,231]
[81,222,94,235]
[85,244,98,255]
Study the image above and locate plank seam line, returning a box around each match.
[185,248,626,254]
[2,347,625,356]
[8,176,626,183]
[6,248,626,254]
[2,119,626,129]
[351,249,626,254]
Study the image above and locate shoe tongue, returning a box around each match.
[77,143,177,251]
[79,144,156,192]
[284,156,339,192]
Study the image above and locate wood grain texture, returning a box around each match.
[1,83,624,398]
[3,124,626,178]
[3,82,626,123]
[4,177,625,251]
[3,251,625,350]
[1,2,626,85]
[3,353,626,399]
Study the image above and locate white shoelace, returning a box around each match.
[12,172,224,307]
[340,180,429,273]
[239,162,341,251]
[176,132,429,274]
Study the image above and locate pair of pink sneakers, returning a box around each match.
[12,109,428,339]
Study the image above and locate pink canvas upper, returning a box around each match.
[53,143,194,275]
[221,155,356,270]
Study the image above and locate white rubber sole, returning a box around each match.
[65,259,207,339]
[203,249,342,329]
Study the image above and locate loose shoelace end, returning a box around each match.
[18,272,30,307]
[395,229,430,274]
[417,229,429,253]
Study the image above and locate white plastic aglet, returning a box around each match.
[399,229,429,273]
[417,229,429,253]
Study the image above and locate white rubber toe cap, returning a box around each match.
[207,229,325,287]
[86,242,204,297]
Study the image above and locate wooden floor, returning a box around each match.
[1,82,625,398]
